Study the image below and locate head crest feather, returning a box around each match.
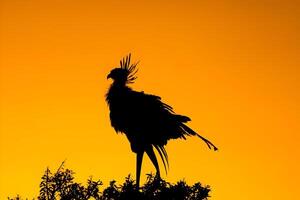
[120,53,139,83]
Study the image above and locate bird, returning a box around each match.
[106,54,217,188]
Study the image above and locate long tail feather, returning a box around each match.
[181,124,218,151]
[154,145,169,174]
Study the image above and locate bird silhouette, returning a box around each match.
[106,54,217,189]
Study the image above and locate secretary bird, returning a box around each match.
[106,54,217,188]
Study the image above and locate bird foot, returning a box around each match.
[153,173,162,184]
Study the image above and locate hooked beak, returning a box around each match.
[107,73,111,79]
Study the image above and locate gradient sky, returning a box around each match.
[1,0,299,199]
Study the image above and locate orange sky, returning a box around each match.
[0,0,299,199]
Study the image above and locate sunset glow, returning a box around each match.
[1,0,299,199]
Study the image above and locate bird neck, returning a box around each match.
[111,80,127,88]
[106,81,130,104]
[110,77,128,86]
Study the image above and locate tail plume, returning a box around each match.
[181,124,218,151]
[154,145,169,174]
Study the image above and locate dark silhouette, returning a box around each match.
[106,54,218,188]
[9,163,211,200]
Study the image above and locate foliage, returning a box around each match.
[9,163,211,200]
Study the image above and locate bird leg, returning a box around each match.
[136,151,144,190]
[145,146,161,179]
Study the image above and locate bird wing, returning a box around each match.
[123,90,185,140]
[122,89,218,149]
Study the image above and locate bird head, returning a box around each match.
[107,54,139,84]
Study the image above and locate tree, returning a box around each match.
[9,163,211,200]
